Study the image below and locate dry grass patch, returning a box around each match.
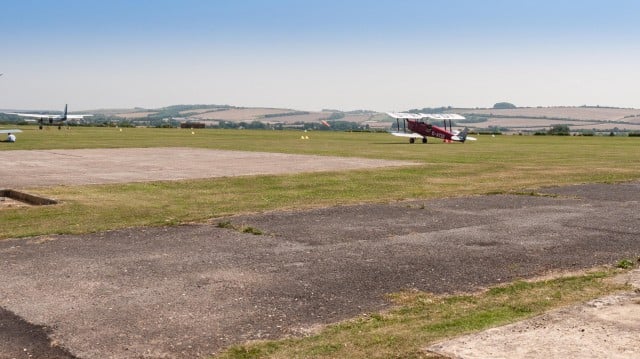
[193,108,294,121]
[215,269,629,359]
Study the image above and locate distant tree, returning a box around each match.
[547,124,570,136]
[407,106,449,114]
[247,121,267,129]
[117,120,135,128]
[493,102,517,109]
[326,112,345,120]
[488,126,506,134]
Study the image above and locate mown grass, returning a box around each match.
[1,127,639,238]
[215,270,628,358]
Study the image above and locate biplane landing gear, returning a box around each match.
[422,137,427,144]
[409,138,415,144]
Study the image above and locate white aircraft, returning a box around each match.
[5,104,92,129]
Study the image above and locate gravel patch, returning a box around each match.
[0,147,417,189]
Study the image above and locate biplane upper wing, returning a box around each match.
[419,113,466,120]
[387,112,423,119]
[387,112,466,120]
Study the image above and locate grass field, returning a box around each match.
[1,126,638,357]
[1,127,639,239]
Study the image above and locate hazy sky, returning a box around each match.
[1,0,639,111]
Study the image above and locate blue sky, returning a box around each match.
[1,0,639,111]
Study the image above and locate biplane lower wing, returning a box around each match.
[390,131,423,138]
[453,134,477,141]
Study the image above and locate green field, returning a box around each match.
[1,127,639,239]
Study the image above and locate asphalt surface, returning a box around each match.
[1,182,639,358]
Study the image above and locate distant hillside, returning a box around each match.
[100,105,335,120]
[449,106,640,133]
[4,104,640,133]
[86,105,383,130]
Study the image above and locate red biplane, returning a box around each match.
[387,112,476,144]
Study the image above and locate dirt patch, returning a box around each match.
[0,148,417,189]
[427,270,640,358]
[455,107,640,121]
[0,183,639,358]
[111,111,158,119]
[0,196,29,209]
[191,108,295,121]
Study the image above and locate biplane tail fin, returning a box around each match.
[451,127,469,142]
[458,127,469,142]
[453,127,477,142]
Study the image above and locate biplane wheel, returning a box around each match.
[422,137,427,144]
[409,138,415,144]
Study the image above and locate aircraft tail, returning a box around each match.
[63,104,68,120]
